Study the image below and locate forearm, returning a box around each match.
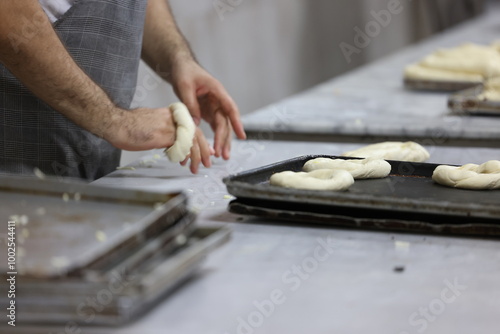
[141,0,195,82]
[0,1,123,142]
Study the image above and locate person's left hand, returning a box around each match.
[169,59,246,160]
[179,127,214,174]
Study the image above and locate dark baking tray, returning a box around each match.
[228,199,500,236]
[448,86,500,116]
[404,78,481,92]
[223,156,500,232]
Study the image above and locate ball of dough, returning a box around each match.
[164,102,196,163]
[270,169,354,191]
[303,157,391,179]
[432,160,500,190]
[342,141,430,162]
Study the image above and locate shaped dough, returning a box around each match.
[270,169,354,191]
[303,157,391,179]
[478,77,500,101]
[164,102,196,163]
[432,160,500,190]
[342,141,429,162]
[404,64,483,82]
[404,43,500,82]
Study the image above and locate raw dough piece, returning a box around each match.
[404,43,500,82]
[270,169,354,191]
[164,102,196,163]
[404,64,483,83]
[303,157,391,179]
[478,77,500,101]
[432,160,500,190]
[342,142,430,162]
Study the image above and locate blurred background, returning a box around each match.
[122,0,487,165]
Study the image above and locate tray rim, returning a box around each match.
[403,77,482,92]
[228,199,500,237]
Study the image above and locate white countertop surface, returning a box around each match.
[11,5,500,332]
[18,140,500,334]
[242,4,500,146]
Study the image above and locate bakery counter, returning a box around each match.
[18,140,500,334]
[242,3,500,147]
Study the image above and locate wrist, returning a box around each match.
[101,106,127,148]
[161,53,196,84]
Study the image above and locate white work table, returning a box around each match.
[13,5,500,332]
[242,4,500,147]
[21,140,500,334]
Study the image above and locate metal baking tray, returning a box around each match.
[223,156,500,232]
[448,86,500,116]
[0,226,231,326]
[229,199,500,236]
[404,78,481,92]
[0,176,188,278]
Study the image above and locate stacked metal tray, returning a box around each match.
[404,78,481,92]
[0,176,230,326]
[224,156,500,237]
[448,85,500,116]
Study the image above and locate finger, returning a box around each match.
[210,84,247,140]
[196,128,212,168]
[213,112,227,158]
[180,155,189,166]
[222,120,233,160]
[177,82,202,125]
[189,136,202,174]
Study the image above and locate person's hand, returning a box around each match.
[105,107,177,151]
[108,107,213,174]
[198,94,235,160]
[180,127,214,174]
[169,59,246,159]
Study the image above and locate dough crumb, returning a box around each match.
[35,207,46,216]
[19,215,29,226]
[33,167,46,180]
[116,166,136,171]
[51,256,69,268]
[95,230,107,242]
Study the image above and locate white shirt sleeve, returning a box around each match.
[39,0,76,23]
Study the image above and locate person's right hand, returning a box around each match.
[106,107,213,174]
[106,107,177,151]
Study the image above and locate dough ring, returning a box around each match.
[303,157,391,179]
[432,160,500,190]
[270,169,354,191]
[164,102,196,163]
[342,141,430,162]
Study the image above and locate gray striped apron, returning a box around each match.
[0,0,147,180]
